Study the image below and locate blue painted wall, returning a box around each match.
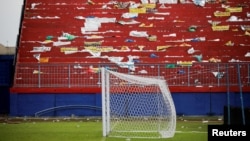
[172,92,250,115]
[10,94,102,117]
[9,92,250,116]
[0,55,14,86]
[0,87,10,114]
[0,55,14,115]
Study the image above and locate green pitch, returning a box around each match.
[0,116,223,141]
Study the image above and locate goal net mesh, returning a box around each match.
[102,68,176,139]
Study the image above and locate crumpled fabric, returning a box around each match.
[129,31,149,37]
[193,0,206,7]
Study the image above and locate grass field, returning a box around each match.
[0,116,223,141]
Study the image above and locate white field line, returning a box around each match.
[175,131,207,134]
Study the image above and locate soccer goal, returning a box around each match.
[101,67,176,139]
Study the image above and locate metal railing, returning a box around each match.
[13,63,250,88]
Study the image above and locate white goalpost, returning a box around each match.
[101,67,176,139]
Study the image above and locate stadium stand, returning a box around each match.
[10,0,250,93]
[3,0,250,116]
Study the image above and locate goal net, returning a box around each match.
[101,68,176,139]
